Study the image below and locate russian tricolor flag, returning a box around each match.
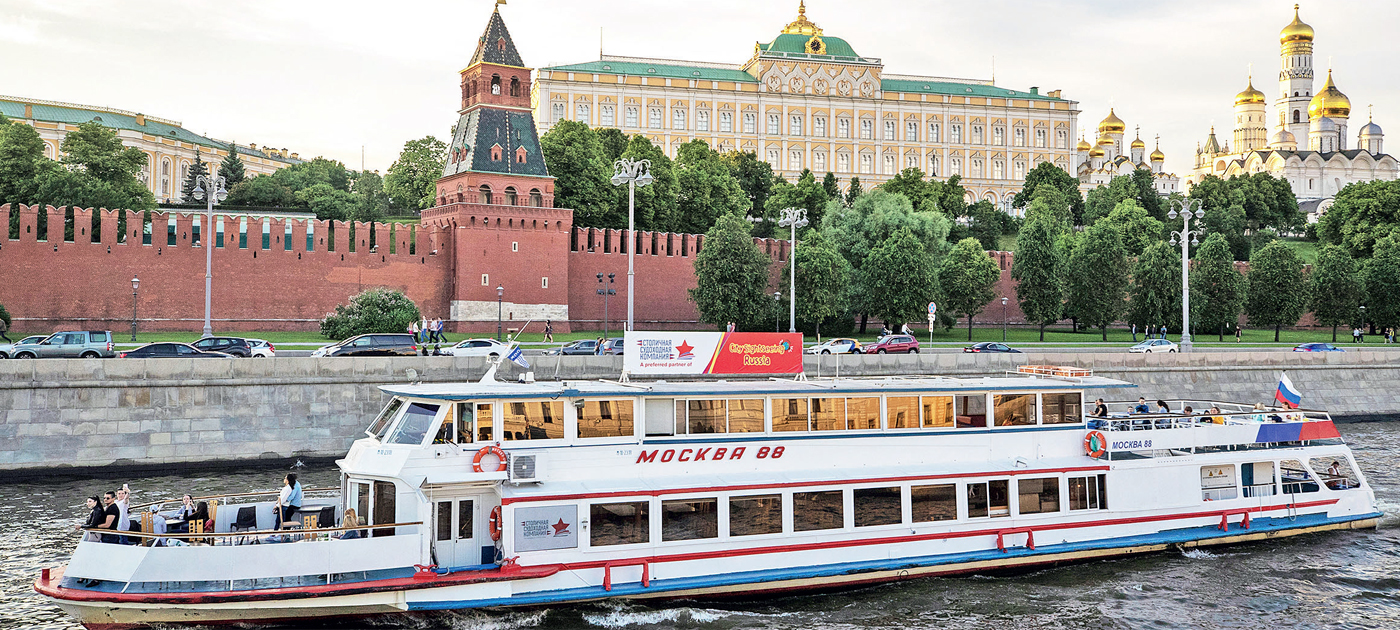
[1275,372,1302,409]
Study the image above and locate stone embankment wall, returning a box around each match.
[1,351,1395,474]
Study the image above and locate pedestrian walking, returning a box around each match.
[1353,327,1362,343]
[408,320,419,342]
[543,320,554,343]
[1160,325,1168,340]
[1131,323,1137,342]
[432,318,444,343]
[1235,327,1242,343]
[726,322,735,333]
[0,316,10,343]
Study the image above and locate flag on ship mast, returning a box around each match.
[1275,372,1302,409]
[508,346,530,369]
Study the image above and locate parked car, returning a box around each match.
[963,342,1020,353]
[806,338,862,354]
[444,338,512,358]
[118,343,232,359]
[312,334,418,357]
[247,339,276,358]
[547,339,599,356]
[597,338,625,355]
[0,335,48,359]
[1294,342,1345,352]
[10,331,115,359]
[191,336,253,357]
[864,335,919,354]
[1128,339,1179,353]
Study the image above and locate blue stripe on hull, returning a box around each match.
[408,511,1381,611]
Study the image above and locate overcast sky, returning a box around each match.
[2,0,1396,177]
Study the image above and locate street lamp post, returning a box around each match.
[1360,305,1367,342]
[130,276,140,342]
[1167,198,1205,352]
[777,208,809,334]
[190,174,228,338]
[496,285,504,341]
[1001,297,1008,342]
[774,292,782,332]
[610,159,655,332]
[597,273,615,340]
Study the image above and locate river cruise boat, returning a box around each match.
[37,366,1381,629]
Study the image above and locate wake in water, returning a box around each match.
[580,600,796,628]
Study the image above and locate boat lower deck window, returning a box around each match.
[1281,459,1320,494]
[1016,477,1060,514]
[911,484,957,521]
[994,394,1037,426]
[590,501,649,546]
[577,400,634,438]
[661,498,718,541]
[504,401,565,440]
[846,398,880,430]
[967,480,1009,518]
[727,399,764,433]
[1308,457,1359,490]
[1068,474,1107,510]
[1201,465,1239,501]
[386,403,439,445]
[811,398,844,431]
[1042,393,1083,424]
[681,400,726,434]
[923,396,955,428]
[793,490,844,531]
[1243,462,1277,497]
[854,487,901,527]
[729,494,783,536]
[887,396,920,428]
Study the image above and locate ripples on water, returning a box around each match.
[4,423,1397,630]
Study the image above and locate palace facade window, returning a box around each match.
[1014,127,1026,147]
[814,117,826,137]
[950,157,962,176]
[575,103,590,122]
[789,150,803,170]
[696,110,709,131]
[624,106,639,127]
[767,149,780,167]
[551,103,565,123]
[883,154,895,175]
[789,114,803,136]
[971,158,983,178]
[720,112,732,132]
[1035,128,1047,148]
[993,126,1004,145]
[1014,160,1026,180]
[814,151,826,171]
[600,105,614,127]
[837,152,850,173]
[673,109,686,130]
[743,112,757,134]
[767,114,781,135]
[649,107,662,129]
[929,154,939,176]
[992,160,1004,180]
[906,121,918,142]
[883,120,896,141]
[971,125,983,144]
[951,124,962,143]
[860,153,873,174]
[1056,129,1068,149]
[861,119,873,140]
[929,122,940,142]
[838,118,851,139]
[906,155,918,169]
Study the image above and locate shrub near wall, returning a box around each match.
[319,288,422,339]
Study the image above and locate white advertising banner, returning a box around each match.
[623,332,724,375]
[513,505,578,552]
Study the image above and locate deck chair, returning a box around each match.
[316,506,336,529]
[139,511,154,547]
[231,506,258,545]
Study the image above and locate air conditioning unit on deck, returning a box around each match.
[508,452,544,484]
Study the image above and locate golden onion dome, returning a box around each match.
[1308,69,1351,119]
[1235,78,1266,105]
[1076,137,1092,151]
[1097,108,1126,134]
[1280,4,1314,44]
[1150,147,1165,162]
[1089,146,1105,158]
[1130,136,1146,149]
[1096,135,1115,147]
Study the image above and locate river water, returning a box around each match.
[3,422,1397,630]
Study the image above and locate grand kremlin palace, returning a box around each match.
[0,96,302,205]
[533,3,1081,212]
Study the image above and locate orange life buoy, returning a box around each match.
[1084,430,1108,458]
[489,505,502,541]
[472,445,508,473]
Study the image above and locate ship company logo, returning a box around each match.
[675,340,695,360]
[636,337,695,362]
[551,518,571,537]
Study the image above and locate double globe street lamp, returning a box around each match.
[610,158,654,332]
[777,207,809,334]
[1167,198,1205,352]
[190,174,229,338]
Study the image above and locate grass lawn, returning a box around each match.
[1281,237,1319,265]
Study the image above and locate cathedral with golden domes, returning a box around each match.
[1074,108,1179,195]
[1186,5,1397,217]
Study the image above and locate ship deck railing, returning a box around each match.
[1088,400,1342,460]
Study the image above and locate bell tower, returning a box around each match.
[1277,4,1315,145]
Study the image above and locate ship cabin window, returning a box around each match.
[993,394,1037,426]
[432,404,471,444]
[1280,459,1321,494]
[846,398,880,430]
[1308,457,1359,490]
[1016,477,1060,514]
[923,396,956,428]
[1068,474,1107,510]
[854,487,902,527]
[911,484,958,521]
[966,480,1010,518]
[590,501,649,546]
[772,397,809,432]
[1042,393,1083,424]
[793,491,844,531]
[1242,461,1277,497]
[1200,465,1238,501]
[661,498,718,541]
[475,404,493,441]
[673,399,765,434]
[367,397,406,439]
[503,401,565,441]
[386,402,440,445]
[372,480,397,537]
[577,399,635,438]
[644,398,676,436]
[886,396,920,428]
[729,494,783,536]
[955,395,988,429]
[811,398,843,431]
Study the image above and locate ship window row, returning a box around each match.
[583,473,1108,548]
[1199,457,1359,501]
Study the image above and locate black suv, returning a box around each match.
[191,337,252,357]
[119,343,231,359]
[319,334,418,357]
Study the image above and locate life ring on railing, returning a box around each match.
[489,506,503,541]
[472,446,508,473]
[1084,431,1108,458]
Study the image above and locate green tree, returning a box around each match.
[721,151,775,226]
[862,227,940,331]
[690,214,773,330]
[673,140,750,234]
[1127,168,1165,221]
[1012,161,1084,223]
[225,175,296,207]
[1308,244,1360,342]
[618,135,676,231]
[1189,175,1252,260]
[880,168,932,211]
[821,171,841,202]
[1065,222,1129,340]
[765,169,829,230]
[965,200,1002,251]
[1096,199,1164,253]
[1025,183,1072,229]
[49,121,155,210]
[1361,233,1400,332]
[319,288,423,340]
[781,229,851,335]
[1127,241,1181,335]
[925,175,967,220]
[1235,171,1302,232]
[180,150,210,204]
[1316,179,1400,258]
[539,121,617,227]
[938,238,1001,340]
[1190,233,1247,341]
[295,183,361,221]
[383,136,446,212]
[1012,212,1066,340]
[271,157,351,194]
[350,170,390,222]
[845,176,863,207]
[0,119,46,208]
[596,127,629,162]
[219,143,246,187]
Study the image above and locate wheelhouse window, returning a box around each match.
[1017,477,1060,514]
[854,487,901,527]
[1281,459,1320,494]
[661,498,718,541]
[386,402,439,445]
[1042,393,1082,424]
[729,495,782,536]
[993,394,1036,426]
[887,397,919,429]
[432,403,474,444]
[367,398,405,438]
[846,398,880,430]
[475,403,493,441]
[923,396,955,428]
[793,491,844,531]
[577,399,634,438]
[911,484,957,522]
[955,395,988,428]
[590,502,649,546]
[503,401,565,441]
[967,480,1009,518]
[1068,474,1107,510]
[772,397,809,432]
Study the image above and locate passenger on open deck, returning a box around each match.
[336,509,362,540]
[277,474,303,527]
[1092,399,1108,417]
[1134,397,1150,413]
[1156,400,1170,413]
[99,491,120,544]
[77,496,104,542]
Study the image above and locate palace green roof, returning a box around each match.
[543,60,758,83]
[879,78,1064,101]
[759,33,861,58]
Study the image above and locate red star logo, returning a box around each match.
[675,341,694,358]
[551,519,570,536]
